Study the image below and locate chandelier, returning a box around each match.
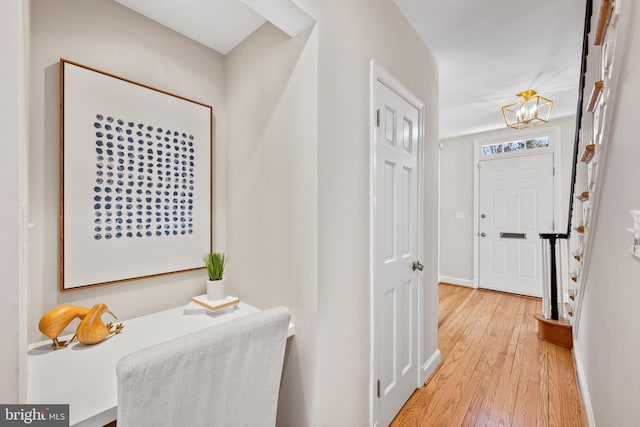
[501,89,553,129]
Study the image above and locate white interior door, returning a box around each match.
[374,81,421,426]
[478,153,554,297]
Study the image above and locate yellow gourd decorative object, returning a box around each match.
[38,305,91,350]
[38,303,124,350]
[75,303,124,345]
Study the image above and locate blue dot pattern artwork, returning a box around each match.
[93,114,196,241]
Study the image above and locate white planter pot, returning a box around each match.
[206,279,225,301]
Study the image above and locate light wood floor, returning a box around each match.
[391,283,587,427]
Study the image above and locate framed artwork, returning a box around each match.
[60,59,212,291]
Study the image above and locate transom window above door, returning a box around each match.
[482,136,550,156]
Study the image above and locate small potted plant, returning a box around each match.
[203,252,227,301]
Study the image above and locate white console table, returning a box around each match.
[27,301,295,426]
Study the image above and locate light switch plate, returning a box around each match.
[455,211,464,219]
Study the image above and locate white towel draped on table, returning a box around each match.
[116,306,291,427]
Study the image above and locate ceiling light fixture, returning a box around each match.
[501,89,553,129]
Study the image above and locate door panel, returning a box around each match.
[381,288,396,392]
[492,190,508,229]
[520,243,537,278]
[491,241,508,274]
[384,161,396,262]
[375,81,420,427]
[521,190,537,229]
[401,167,412,256]
[384,107,395,144]
[402,118,413,153]
[399,281,413,371]
[479,153,554,297]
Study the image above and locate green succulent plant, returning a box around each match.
[203,252,227,281]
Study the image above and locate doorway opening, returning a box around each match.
[473,127,561,297]
[370,61,428,427]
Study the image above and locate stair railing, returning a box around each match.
[539,0,592,322]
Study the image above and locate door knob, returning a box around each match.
[412,261,424,272]
[480,232,486,237]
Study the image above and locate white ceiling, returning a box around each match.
[115,0,585,139]
[114,0,314,55]
[394,0,585,139]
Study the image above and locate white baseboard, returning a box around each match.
[573,344,596,427]
[438,276,476,288]
[420,349,441,385]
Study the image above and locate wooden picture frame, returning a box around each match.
[60,59,212,291]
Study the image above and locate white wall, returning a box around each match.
[224,23,318,426]
[28,2,319,423]
[28,0,227,342]
[439,138,475,282]
[0,0,27,403]
[295,0,440,424]
[439,115,576,284]
[574,1,640,425]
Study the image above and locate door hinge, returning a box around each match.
[376,109,381,127]
[553,167,555,176]
[377,380,381,398]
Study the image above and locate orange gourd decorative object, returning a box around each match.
[75,303,124,345]
[38,305,91,350]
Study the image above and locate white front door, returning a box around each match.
[478,153,554,297]
[374,80,421,426]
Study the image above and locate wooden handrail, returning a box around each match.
[595,0,613,45]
